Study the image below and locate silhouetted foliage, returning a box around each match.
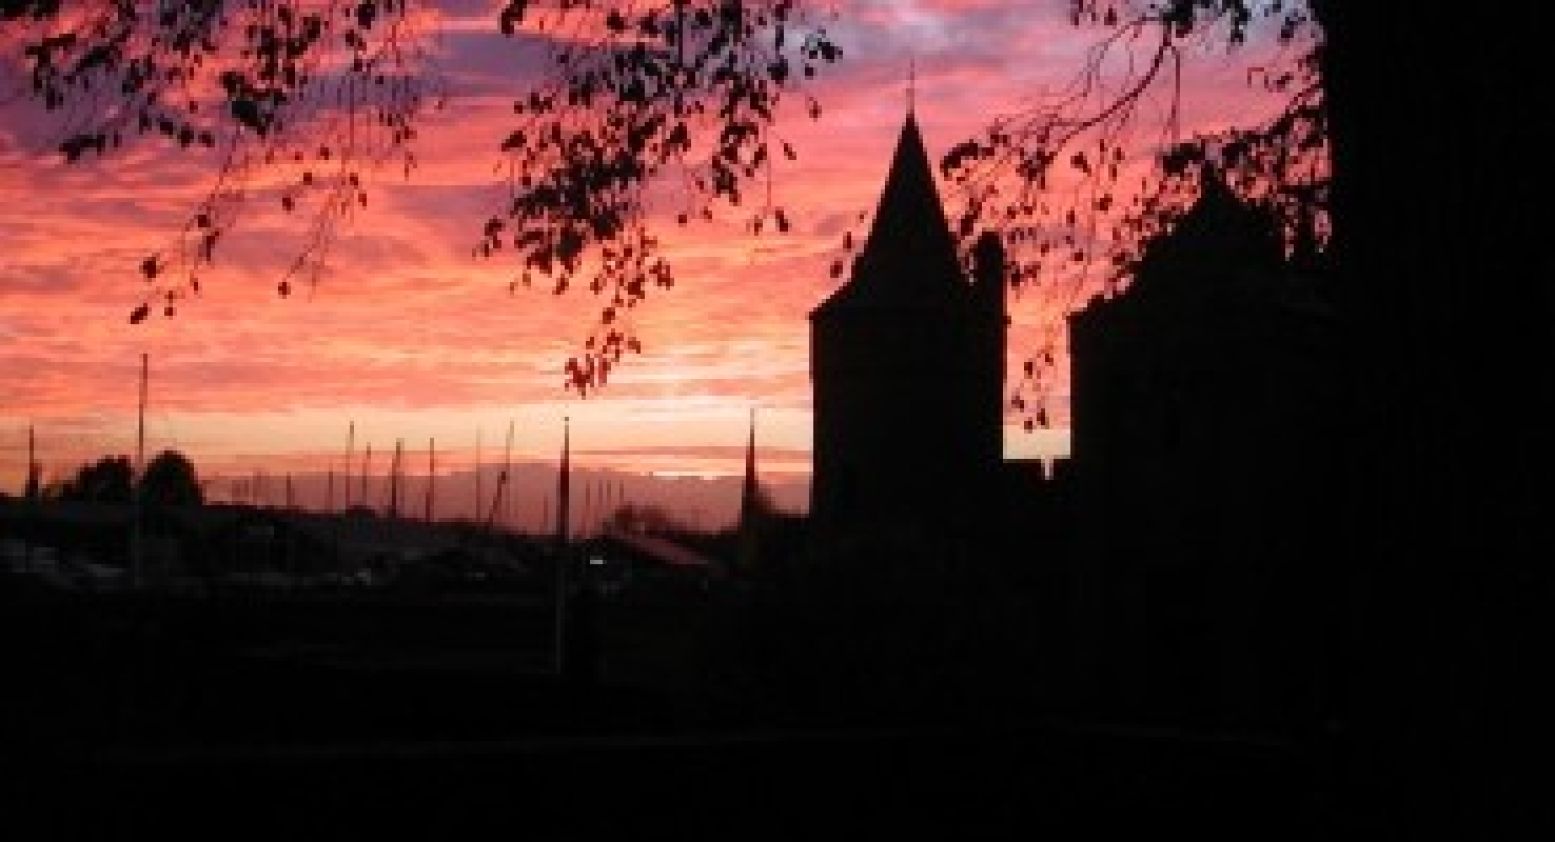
[486,1,841,393]
[933,1,1326,426]
[139,449,204,507]
[58,455,133,503]
[3,0,442,313]
[1,1,841,392]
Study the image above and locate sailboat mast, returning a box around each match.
[389,439,403,519]
[343,421,355,509]
[25,423,37,500]
[484,420,514,531]
[361,444,372,508]
[552,417,571,675]
[556,417,570,546]
[131,352,147,587]
[501,419,514,527]
[425,437,436,522]
[136,353,147,477]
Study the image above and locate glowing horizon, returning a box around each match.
[1,2,1287,514]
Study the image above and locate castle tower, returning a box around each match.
[809,111,1005,544]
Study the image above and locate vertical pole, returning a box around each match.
[25,423,36,500]
[500,419,514,529]
[326,468,334,514]
[361,444,372,510]
[24,423,36,571]
[131,352,146,587]
[553,417,571,674]
[474,429,483,523]
[285,476,298,590]
[343,421,355,509]
[425,438,436,522]
[389,439,403,520]
[136,354,147,471]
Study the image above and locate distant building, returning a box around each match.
[809,111,1006,544]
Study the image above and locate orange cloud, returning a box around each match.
[1,3,1291,516]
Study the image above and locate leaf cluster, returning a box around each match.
[485,0,840,394]
[4,1,444,319]
[935,0,1326,428]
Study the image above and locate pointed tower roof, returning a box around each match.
[812,113,966,316]
[739,408,759,525]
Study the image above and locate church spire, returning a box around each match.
[737,407,761,575]
[740,407,759,525]
[811,108,964,315]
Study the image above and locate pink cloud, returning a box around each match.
[2,4,1291,513]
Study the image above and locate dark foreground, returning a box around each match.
[21,725,1326,838]
[2,582,1534,838]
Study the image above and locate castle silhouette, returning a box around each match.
[808,110,1006,544]
[807,110,1338,727]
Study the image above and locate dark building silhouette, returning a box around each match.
[1067,169,1341,726]
[809,111,1006,543]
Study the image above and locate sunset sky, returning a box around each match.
[0,1,1288,526]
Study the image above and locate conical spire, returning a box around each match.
[737,408,762,575]
[814,112,965,314]
[740,408,759,525]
